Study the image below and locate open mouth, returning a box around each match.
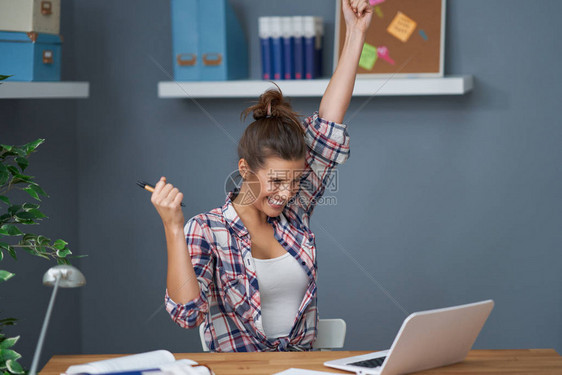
[267,196,285,209]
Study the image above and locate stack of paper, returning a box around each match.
[63,350,212,375]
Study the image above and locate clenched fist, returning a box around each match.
[342,0,374,33]
[151,176,185,229]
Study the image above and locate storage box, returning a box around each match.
[0,0,61,34]
[0,31,61,81]
[171,0,248,81]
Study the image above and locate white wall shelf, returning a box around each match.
[158,75,473,99]
[0,82,90,99]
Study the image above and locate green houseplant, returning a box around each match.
[1,75,79,375]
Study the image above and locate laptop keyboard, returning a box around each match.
[348,356,387,368]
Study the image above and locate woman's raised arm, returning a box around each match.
[319,0,374,123]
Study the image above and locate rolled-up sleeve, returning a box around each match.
[164,216,215,328]
[291,111,350,219]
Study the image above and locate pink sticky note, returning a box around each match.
[377,46,395,65]
[370,0,386,6]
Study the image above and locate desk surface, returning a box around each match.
[41,349,562,375]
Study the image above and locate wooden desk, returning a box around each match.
[41,350,562,375]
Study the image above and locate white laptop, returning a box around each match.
[324,300,494,375]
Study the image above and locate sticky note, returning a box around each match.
[369,0,385,5]
[419,29,428,41]
[387,11,417,42]
[359,43,378,70]
[375,6,383,18]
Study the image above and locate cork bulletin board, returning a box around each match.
[334,0,446,77]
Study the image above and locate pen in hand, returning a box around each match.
[137,180,186,207]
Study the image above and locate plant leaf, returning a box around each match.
[0,242,17,260]
[0,165,9,186]
[6,246,16,261]
[27,208,46,219]
[0,75,12,81]
[0,226,21,237]
[21,233,36,242]
[23,186,40,201]
[0,349,21,362]
[21,203,39,211]
[19,246,35,256]
[56,248,71,258]
[0,318,17,326]
[13,218,34,225]
[0,337,19,349]
[8,205,22,216]
[6,360,24,375]
[6,166,18,176]
[6,360,23,375]
[53,239,68,250]
[26,183,48,200]
[13,147,26,158]
[68,254,88,259]
[24,139,45,155]
[14,211,35,221]
[14,157,29,172]
[10,173,33,184]
[0,196,9,206]
[37,235,50,246]
[0,225,23,236]
[31,183,47,197]
[0,271,15,283]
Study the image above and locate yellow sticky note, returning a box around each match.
[387,11,417,42]
[359,43,378,70]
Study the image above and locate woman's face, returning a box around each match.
[243,156,306,217]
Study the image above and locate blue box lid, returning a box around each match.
[0,31,61,44]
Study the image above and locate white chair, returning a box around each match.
[199,318,346,351]
[199,324,210,352]
[313,318,347,350]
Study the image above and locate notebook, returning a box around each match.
[324,300,494,375]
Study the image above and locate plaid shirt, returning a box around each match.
[165,111,350,352]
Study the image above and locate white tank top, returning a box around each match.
[253,252,309,339]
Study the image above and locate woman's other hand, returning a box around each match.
[151,176,185,228]
[342,0,374,34]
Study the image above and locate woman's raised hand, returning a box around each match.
[151,176,185,228]
[342,0,374,33]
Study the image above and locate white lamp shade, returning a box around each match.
[42,265,86,288]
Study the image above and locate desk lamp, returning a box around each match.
[29,265,86,375]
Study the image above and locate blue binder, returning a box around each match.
[303,16,316,79]
[259,17,272,80]
[171,0,248,81]
[281,17,294,80]
[171,0,199,81]
[260,35,272,80]
[0,31,61,81]
[315,17,324,78]
[270,17,284,81]
[293,16,305,80]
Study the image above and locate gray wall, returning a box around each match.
[2,0,560,369]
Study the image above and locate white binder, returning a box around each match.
[0,0,61,35]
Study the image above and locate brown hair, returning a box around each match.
[238,86,306,172]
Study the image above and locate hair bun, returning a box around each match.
[242,83,301,122]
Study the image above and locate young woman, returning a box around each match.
[151,0,374,352]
